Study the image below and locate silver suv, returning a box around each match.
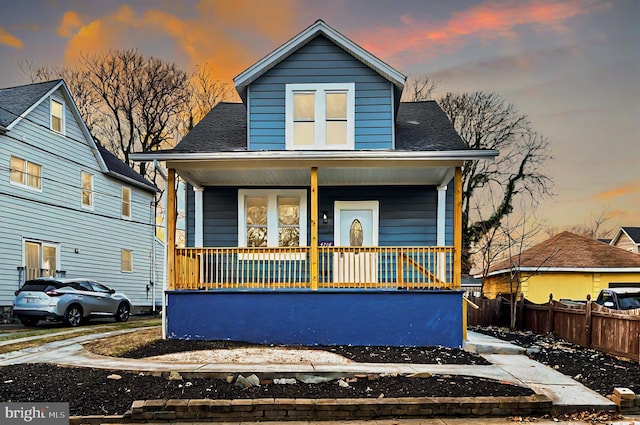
[13,278,132,327]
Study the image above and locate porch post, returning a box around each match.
[436,185,447,282]
[194,187,204,248]
[167,168,176,290]
[453,166,462,289]
[310,167,319,290]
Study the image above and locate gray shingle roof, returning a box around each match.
[622,227,640,243]
[96,143,157,192]
[0,80,62,129]
[173,101,466,152]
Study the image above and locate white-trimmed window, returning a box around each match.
[238,189,307,247]
[81,171,93,208]
[10,155,41,190]
[24,239,59,280]
[121,186,131,218]
[285,83,354,150]
[51,98,65,134]
[121,249,133,272]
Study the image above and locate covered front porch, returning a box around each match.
[159,152,471,346]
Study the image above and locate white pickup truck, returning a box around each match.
[595,287,640,310]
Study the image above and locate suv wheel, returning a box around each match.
[114,302,130,322]
[64,305,83,327]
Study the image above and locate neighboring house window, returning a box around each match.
[81,171,93,208]
[238,189,307,247]
[121,249,133,272]
[121,186,131,218]
[51,98,64,133]
[24,240,59,280]
[10,156,42,190]
[285,83,354,150]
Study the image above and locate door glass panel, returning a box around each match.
[278,196,300,247]
[246,197,268,247]
[349,219,364,246]
[25,242,41,280]
[43,246,57,277]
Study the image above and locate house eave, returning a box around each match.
[106,170,159,193]
[130,149,499,162]
[481,266,640,278]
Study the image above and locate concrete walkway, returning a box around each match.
[0,327,618,414]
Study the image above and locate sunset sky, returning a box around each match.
[1,0,638,235]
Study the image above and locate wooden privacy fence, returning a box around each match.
[468,294,640,362]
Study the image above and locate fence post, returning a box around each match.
[518,292,525,330]
[547,293,554,335]
[585,294,593,349]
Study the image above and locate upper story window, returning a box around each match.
[81,171,93,209]
[285,83,354,150]
[50,98,65,134]
[10,155,42,190]
[121,249,133,272]
[121,186,131,218]
[238,189,307,247]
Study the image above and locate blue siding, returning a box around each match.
[167,290,464,347]
[248,36,394,151]
[186,185,450,248]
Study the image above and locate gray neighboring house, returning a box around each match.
[0,79,163,321]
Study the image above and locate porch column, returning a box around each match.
[310,167,319,290]
[453,167,462,289]
[167,168,176,291]
[193,187,204,248]
[437,185,447,282]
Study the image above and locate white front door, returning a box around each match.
[333,201,379,284]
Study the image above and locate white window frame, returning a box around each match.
[285,83,355,150]
[81,171,94,209]
[9,155,42,191]
[121,249,133,273]
[22,238,60,280]
[50,97,65,134]
[238,189,308,249]
[121,186,132,219]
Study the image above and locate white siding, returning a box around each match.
[0,86,158,310]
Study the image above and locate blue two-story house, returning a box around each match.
[0,79,164,321]
[132,20,497,347]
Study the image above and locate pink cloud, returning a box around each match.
[0,26,23,49]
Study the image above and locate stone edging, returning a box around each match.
[69,394,552,423]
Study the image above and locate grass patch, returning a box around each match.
[0,318,161,355]
[84,326,161,357]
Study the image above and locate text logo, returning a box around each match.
[1,403,68,425]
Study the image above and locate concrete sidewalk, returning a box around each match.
[0,327,618,414]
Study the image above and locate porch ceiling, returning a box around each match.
[168,158,462,187]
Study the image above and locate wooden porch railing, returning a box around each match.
[173,246,454,290]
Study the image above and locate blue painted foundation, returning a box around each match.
[166,290,463,347]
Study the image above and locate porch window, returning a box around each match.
[51,98,64,134]
[285,83,354,150]
[81,171,93,208]
[238,189,307,247]
[121,186,131,218]
[10,156,41,190]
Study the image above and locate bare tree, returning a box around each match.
[438,92,553,272]
[402,74,437,101]
[566,210,616,240]
[182,63,234,134]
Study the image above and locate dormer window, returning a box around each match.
[286,83,354,150]
[51,98,64,134]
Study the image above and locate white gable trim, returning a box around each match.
[234,20,406,91]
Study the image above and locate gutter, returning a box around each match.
[481,267,640,278]
[130,149,499,162]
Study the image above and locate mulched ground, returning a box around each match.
[1,326,637,417]
[471,325,640,397]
